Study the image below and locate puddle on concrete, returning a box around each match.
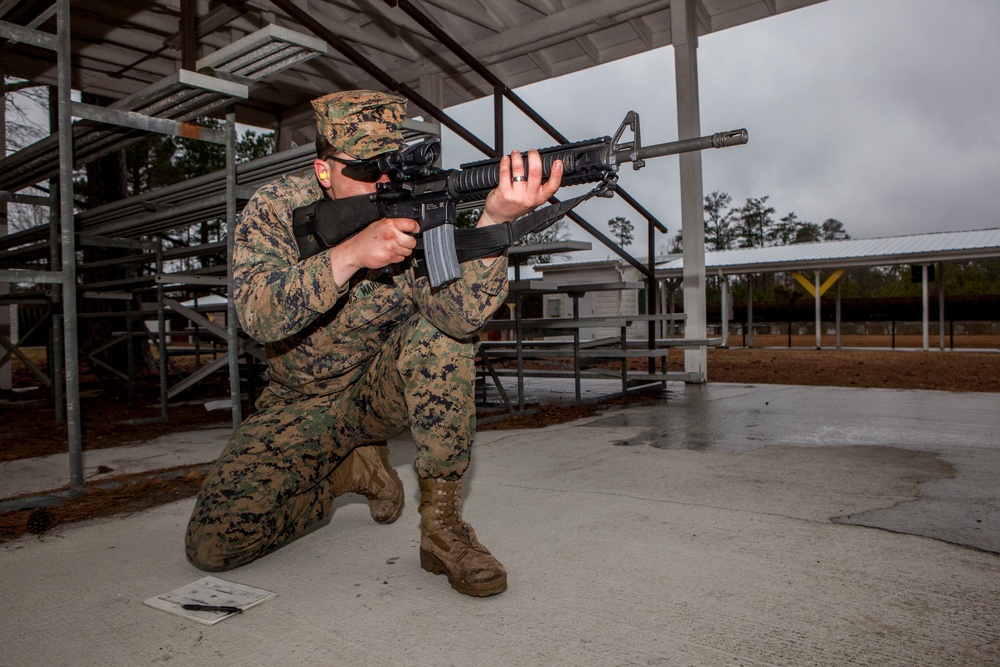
[588,409,760,452]
[584,393,944,453]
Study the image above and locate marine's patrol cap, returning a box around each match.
[311,90,407,159]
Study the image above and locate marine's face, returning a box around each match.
[321,153,391,200]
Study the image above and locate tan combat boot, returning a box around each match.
[332,443,404,524]
[418,477,507,597]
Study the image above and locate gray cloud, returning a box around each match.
[442,0,1000,260]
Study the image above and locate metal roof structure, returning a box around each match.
[655,228,1000,277]
[1,0,827,146]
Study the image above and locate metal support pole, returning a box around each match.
[814,271,821,349]
[194,296,202,367]
[746,274,754,348]
[938,263,945,350]
[570,292,582,402]
[180,0,198,71]
[836,281,842,349]
[669,285,677,337]
[156,239,168,419]
[493,85,504,156]
[647,213,657,371]
[0,76,8,392]
[48,86,64,421]
[513,298,524,413]
[922,264,930,351]
[56,0,84,490]
[673,0,707,381]
[225,107,242,426]
[656,279,664,339]
[719,271,729,348]
[126,298,135,392]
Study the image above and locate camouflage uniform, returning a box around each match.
[185,92,508,572]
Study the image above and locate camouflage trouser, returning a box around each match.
[184,313,477,571]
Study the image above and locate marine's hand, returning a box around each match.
[478,149,563,228]
[328,216,418,285]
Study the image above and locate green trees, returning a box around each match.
[687,190,996,302]
[735,195,775,248]
[703,191,736,250]
[673,191,841,253]
[821,218,850,241]
[123,120,275,196]
[696,190,849,251]
[772,212,821,245]
[608,216,634,248]
[114,122,275,269]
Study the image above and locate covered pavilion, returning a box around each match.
[655,226,1000,350]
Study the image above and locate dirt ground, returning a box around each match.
[1,336,997,539]
[2,335,999,461]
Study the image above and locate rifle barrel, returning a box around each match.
[617,128,748,164]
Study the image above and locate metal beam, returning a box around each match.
[71,102,229,144]
[0,268,62,284]
[0,19,57,50]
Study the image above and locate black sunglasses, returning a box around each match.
[326,155,384,183]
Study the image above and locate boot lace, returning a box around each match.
[432,485,478,543]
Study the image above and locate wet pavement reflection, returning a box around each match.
[574,381,999,553]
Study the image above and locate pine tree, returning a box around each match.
[608,216,634,247]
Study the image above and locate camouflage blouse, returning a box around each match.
[233,173,509,397]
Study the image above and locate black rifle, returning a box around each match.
[293,112,747,287]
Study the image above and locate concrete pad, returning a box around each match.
[2,384,999,667]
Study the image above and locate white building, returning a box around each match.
[534,259,647,341]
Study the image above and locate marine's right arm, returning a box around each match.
[233,189,347,344]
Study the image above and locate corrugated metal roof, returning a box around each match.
[655,227,1000,276]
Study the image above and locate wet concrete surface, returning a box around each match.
[3,379,998,666]
[585,382,1000,553]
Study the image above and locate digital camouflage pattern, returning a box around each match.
[231,173,507,397]
[185,170,508,571]
[311,89,407,159]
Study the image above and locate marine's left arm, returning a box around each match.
[414,257,509,338]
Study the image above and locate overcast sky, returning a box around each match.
[440,0,1000,261]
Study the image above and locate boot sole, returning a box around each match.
[420,548,508,597]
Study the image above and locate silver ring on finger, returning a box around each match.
[512,175,528,182]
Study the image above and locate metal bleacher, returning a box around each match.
[0,9,441,420]
[0,3,330,490]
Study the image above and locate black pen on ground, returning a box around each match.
[181,604,243,614]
